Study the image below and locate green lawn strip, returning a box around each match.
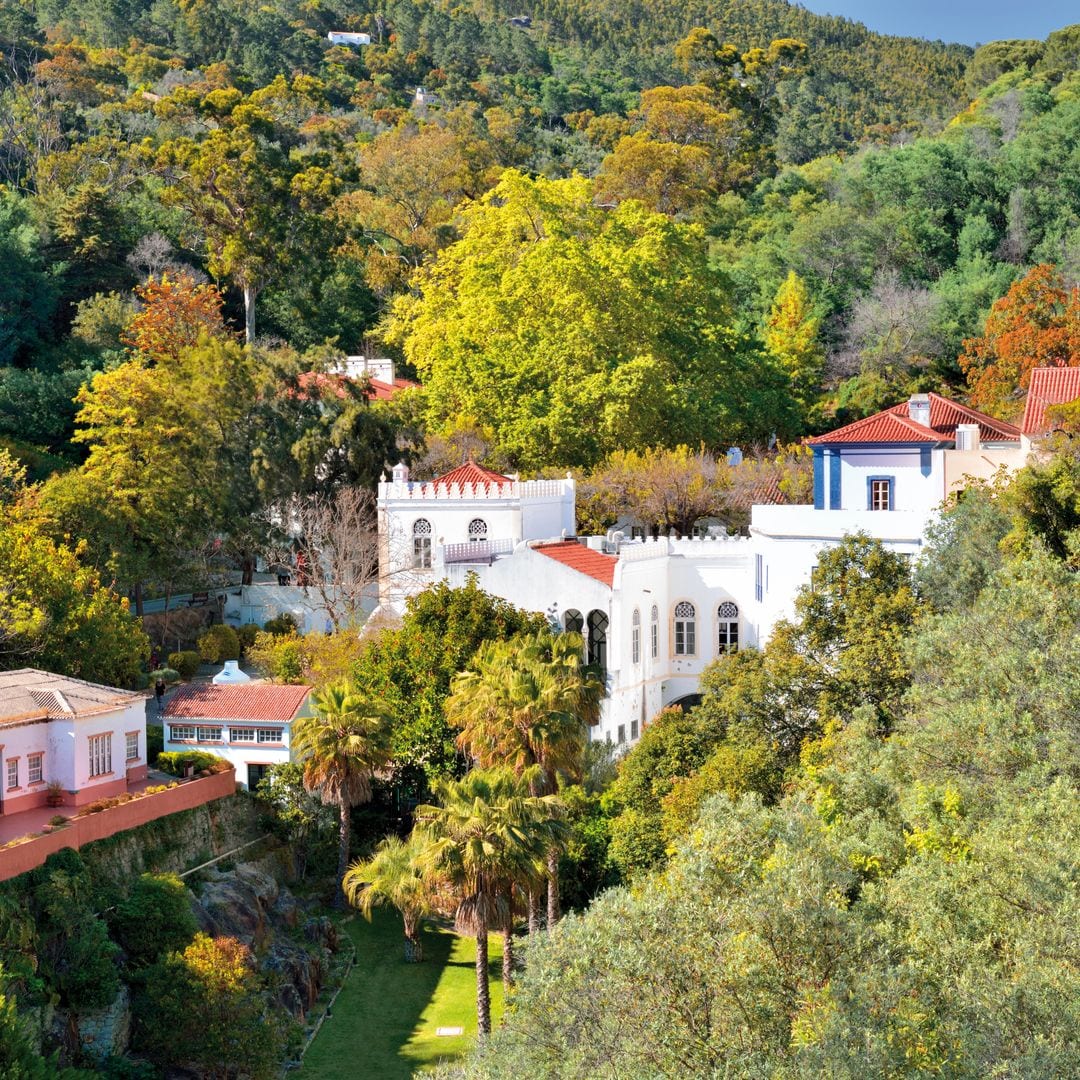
[298,908,504,1079]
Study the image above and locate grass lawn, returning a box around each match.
[298,908,504,1078]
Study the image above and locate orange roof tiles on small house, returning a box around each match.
[164,684,312,723]
[1020,367,1080,435]
[810,393,1020,446]
[533,540,617,587]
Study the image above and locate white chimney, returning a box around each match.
[908,394,931,428]
[391,461,410,484]
[726,446,743,467]
[212,660,251,685]
[955,423,980,452]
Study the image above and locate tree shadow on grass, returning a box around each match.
[299,910,502,1080]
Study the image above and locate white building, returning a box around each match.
[373,387,1055,745]
[0,670,147,813]
[163,684,313,790]
[327,31,370,46]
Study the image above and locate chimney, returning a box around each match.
[726,446,743,467]
[908,394,931,428]
[391,461,410,484]
[955,423,980,452]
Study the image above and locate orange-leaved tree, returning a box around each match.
[960,264,1080,418]
[121,272,229,363]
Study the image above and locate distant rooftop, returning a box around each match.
[0,669,139,725]
[1020,367,1080,435]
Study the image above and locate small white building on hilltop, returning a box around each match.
[0,670,147,812]
[374,386,1050,746]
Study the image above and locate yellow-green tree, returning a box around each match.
[764,271,825,411]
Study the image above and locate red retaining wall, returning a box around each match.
[0,769,237,882]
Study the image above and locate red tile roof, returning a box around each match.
[294,372,418,402]
[810,393,1020,446]
[366,376,418,401]
[884,394,1019,443]
[534,540,616,586]
[432,461,513,490]
[164,684,312,722]
[1020,367,1080,434]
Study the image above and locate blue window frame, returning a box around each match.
[755,553,764,602]
[867,476,894,511]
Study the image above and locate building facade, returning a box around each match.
[374,387,1053,746]
[0,670,148,812]
[163,684,313,790]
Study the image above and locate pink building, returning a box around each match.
[0,669,147,813]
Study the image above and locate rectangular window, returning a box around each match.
[88,734,112,778]
[674,620,695,656]
[6,759,16,789]
[650,620,658,659]
[632,623,641,664]
[170,725,196,741]
[28,754,42,785]
[257,728,284,744]
[231,727,257,743]
[196,726,223,742]
[412,537,432,569]
[718,621,739,654]
[869,477,892,511]
[755,553,764,603]
[617,724,625,744]
[630,719,639,740]
[125,733,139,761]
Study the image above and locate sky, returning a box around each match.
[799,1,1076,46]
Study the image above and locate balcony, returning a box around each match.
[442,539,515,565]
[749,505,929,543]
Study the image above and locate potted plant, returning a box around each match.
[45,780,64,808]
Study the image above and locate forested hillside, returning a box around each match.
[1,0,1080,618]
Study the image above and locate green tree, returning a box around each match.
[764,270,824,411]
[343,833,432,962]
[291,683,394,902]
[384,171,794,469]
[414,768,566,1033]
[447,629,602,927]
[110,873,197,967]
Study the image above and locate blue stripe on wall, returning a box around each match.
[920,447,932,477]
[813,448,824,509]
[829,450,841,509]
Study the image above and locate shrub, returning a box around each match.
[236,623,259,651]
[247,630,306,683]
[48,816,68,827]
[262,612,299,636]
[149,667,180,684]
[110,873,197,966]
[168,650,200,679]
[197,624,240,664]
[146,723,164,762]
[156,751,230,776]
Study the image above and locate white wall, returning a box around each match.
[837,448,945,516]
[164,720,293,790]
[71,700,146,791]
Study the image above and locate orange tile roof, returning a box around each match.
[884,394,1019,442]
[811,393,1019,446]
[1020,367,1080,434]
[534,540,617,586]
[432,461,513,489]
[164,684,312,722]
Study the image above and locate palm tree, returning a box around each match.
[344,834,432,962]
[447,629,602,929]
[413,768,566,1035]
[291,682,393,904]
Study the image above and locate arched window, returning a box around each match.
[717,601,739,654]
[650,605,659,659]
[673,601,696,656]
[587,610,608,670]
[631,608,641,665]
[563,609,584,636]
[467,518,487,543]
[412,518,432,569]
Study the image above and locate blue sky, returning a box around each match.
[800,1,1076,46]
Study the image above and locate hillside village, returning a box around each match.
[3,0,1080,1075]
